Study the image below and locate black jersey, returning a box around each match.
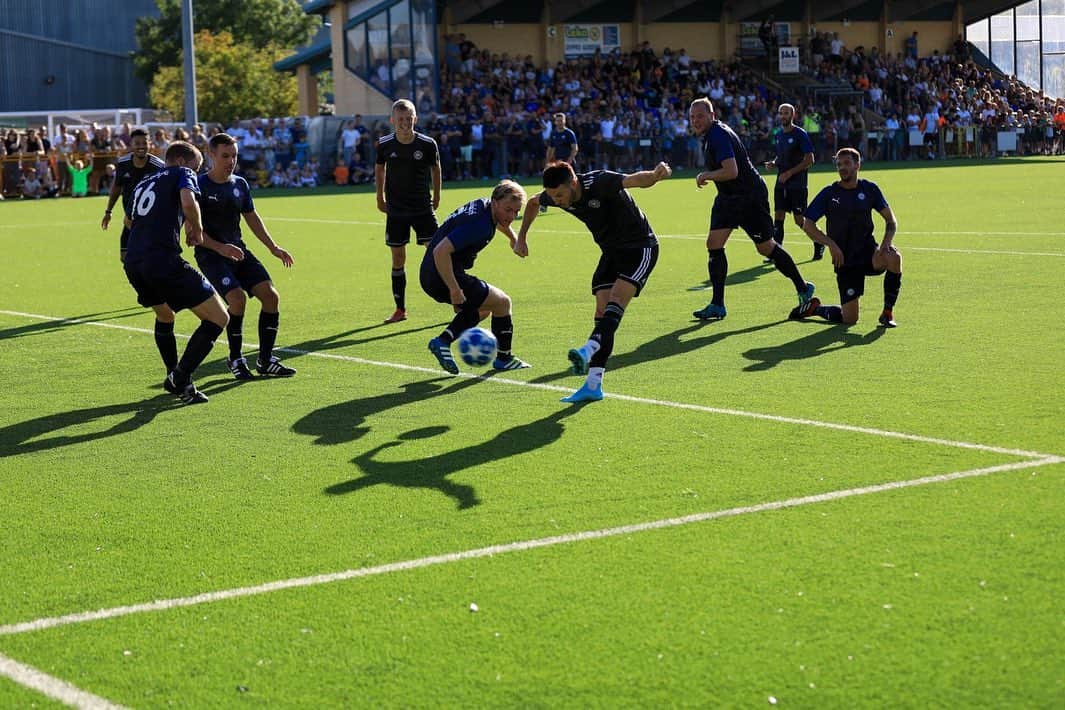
[115,152,166,215]
[195,173,254,253]
[376,131,438,217]
[805,179,889,266]
[702,121,764,197]
[126,166,199,260]
[539,170,656,249]
[773,126,814,189]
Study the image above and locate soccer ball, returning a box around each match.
[457,327,497,367]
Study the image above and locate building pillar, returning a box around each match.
[297,64,319,116]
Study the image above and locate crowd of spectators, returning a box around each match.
[808,31,1065,160]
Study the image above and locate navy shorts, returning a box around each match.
[196,248,272,296]
[124,255,216,312]
[120,226,131,252]
[386,213,438,247]
[836,260,885,304]
[710,184,775,243]
[420,265,490,310]
[773,183,807,216]
[592,244,659,296]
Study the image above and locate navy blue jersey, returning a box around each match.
[539,170,656,249]
[196,174,254,251]
[424,198,496,271]
[702,121,763,197]
[548,127,578,160]
[773,126,814,189]
[805,179,889,265]
[126,166,199,260]
[115,153,165,214]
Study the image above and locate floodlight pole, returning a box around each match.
[181,0,199,127]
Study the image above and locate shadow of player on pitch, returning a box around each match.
[0,307,143,342]
[686,262,777,291]
[742,324,886,371]
[270,321,450,365]
[292,376,483,446]
[324,404,589,509]
[0,379,244,458]
[529,319,788,384]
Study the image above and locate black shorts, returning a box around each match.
[196,248,272,296]
[710,185,775,243]
[836,260,885,304]
[592,244,659,296]
[419,264,490,310]
[386,213,438,247]
[773,183,807,216]
[124,255,216,312]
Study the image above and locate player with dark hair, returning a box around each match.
[793,148,902,327]
[376,98,442,323]
[688,98,815,321]
[421,180,531,374]
[195,132,296,379]
[122,141,228,404]
[102,127,165,262]
[517,159,671,403]
[764,103,821,261]
[540,112,578,214]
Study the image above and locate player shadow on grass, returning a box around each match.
[742,324,887,371]
[529,319,787,384]
[324,405,589,509]
[686,262,777,291]
[0,380,243,458]
[292,376,483,445]
[0,308,143,342]
[272,321,450,363]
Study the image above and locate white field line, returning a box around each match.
[0,308,1057,461]
[0,455,1060,639]
[0,652,127,709]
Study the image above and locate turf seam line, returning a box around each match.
[0,308,1057,460]
[0,456,1059,638]
[0,652,127,709]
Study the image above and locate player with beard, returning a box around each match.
[102,128,165,262]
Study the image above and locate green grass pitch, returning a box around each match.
[0,158,1063,707]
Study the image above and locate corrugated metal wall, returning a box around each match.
[0,0,159,111]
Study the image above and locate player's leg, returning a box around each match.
[768,182,786,263]
[873,246,902,327]
[250,279,296,376]
[165,290,228,404]
[385,215,411,322]
[480,285,530,370]
[426,272,487,374]
[219,286,253,378]
[750,199,814,308]
[693,211,733,320]
[793,268,859,324]
[150,303,178,374]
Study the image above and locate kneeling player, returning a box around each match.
[196,133,296,379]
[793,148,903,326]
[420,180,531,374]
[123,141,229,404]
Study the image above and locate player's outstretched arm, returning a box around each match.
[622,162,672,189]
[878,206,898,250]
[101,179,122,230]
[243,210,293,267]
[514,194,541,257]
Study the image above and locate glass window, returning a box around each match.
[991,11,1015,76]
[1043,0,1065,53]
[390,1,412,99]
[367,10,391,94]
[345,24,368,78]
[411,0,437,112]
[1016,0,1040,42]
[1017,40,1041,89]
[1043,52,1065,99]
[967,18,990,60]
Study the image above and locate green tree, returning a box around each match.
[150,31,299,123]
[134,0,317,84]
